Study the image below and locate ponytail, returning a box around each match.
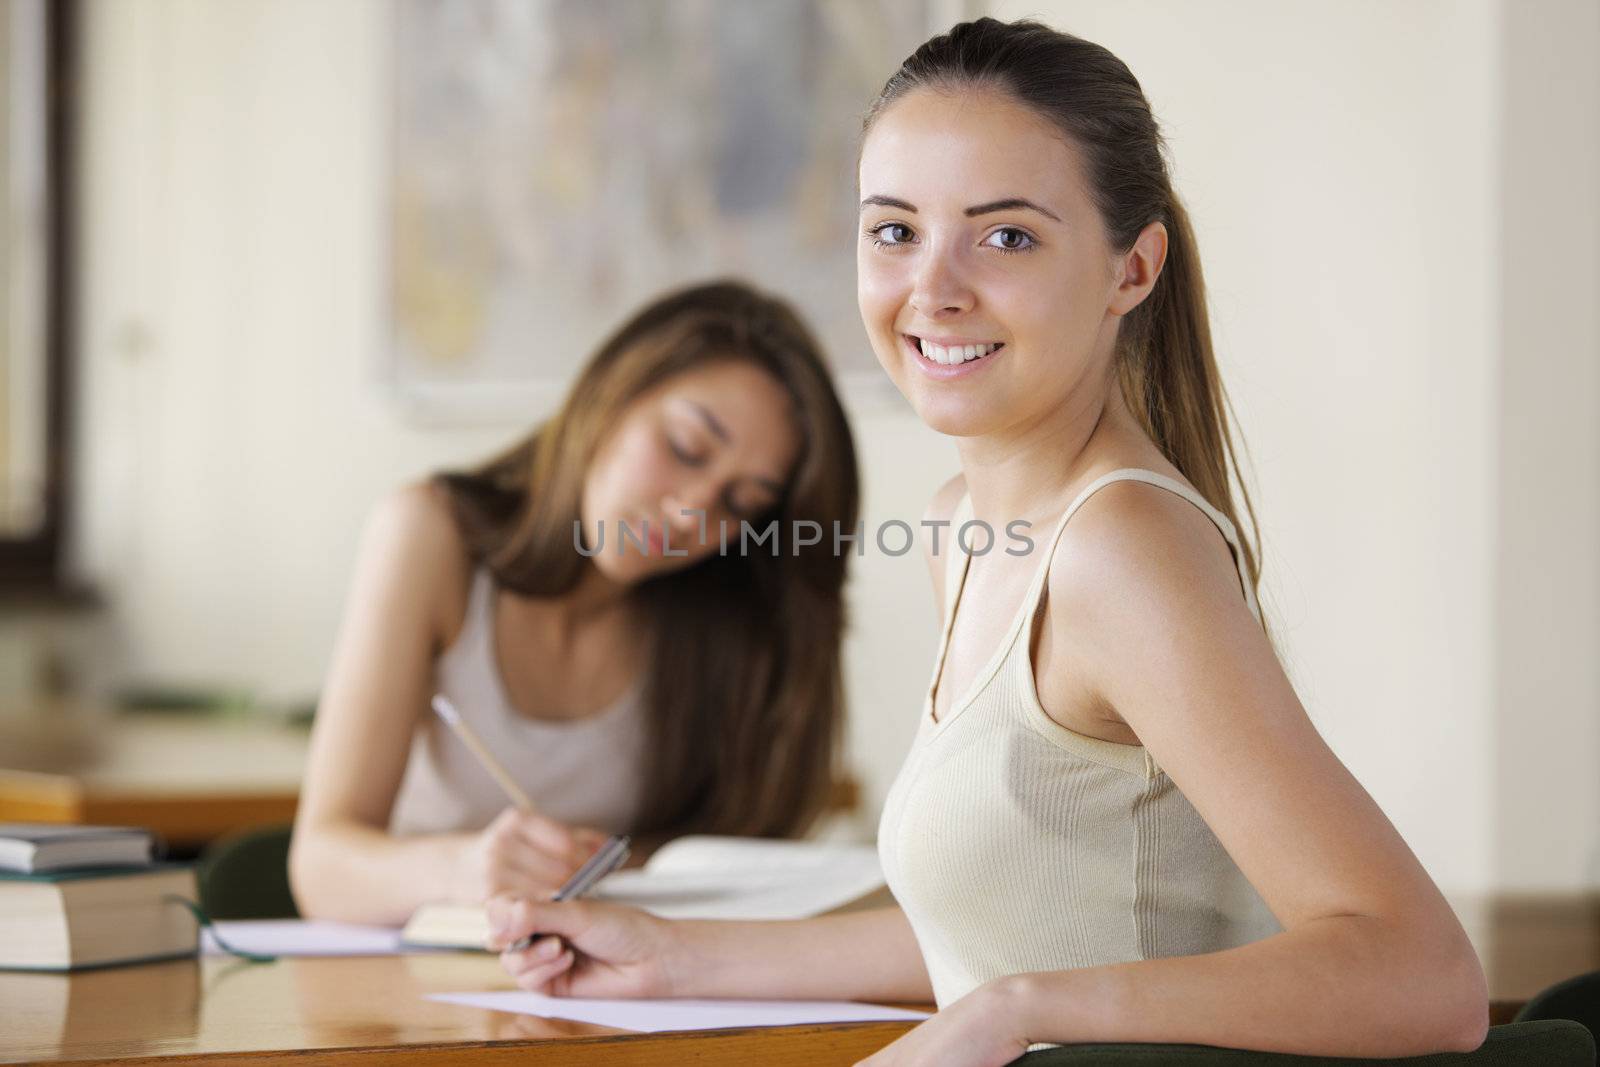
[1118,194,1263,594]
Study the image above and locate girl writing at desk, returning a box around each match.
[488,19,1488,1063]
[290,281,859,925]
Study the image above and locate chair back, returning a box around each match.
[1012,1019,1595,1065]
[198,823,298,920]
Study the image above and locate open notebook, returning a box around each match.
[401,835,886,950]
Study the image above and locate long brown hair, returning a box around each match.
[865,18,1266,602]
[437,280,859,838]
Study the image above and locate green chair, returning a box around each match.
[1013,1019,1594,1065]
[1514,969,1599,1046]
[197,823,299,920]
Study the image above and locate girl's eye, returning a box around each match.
[983,227,1037,253]
[668,437,706,466]
[866,222,915,247]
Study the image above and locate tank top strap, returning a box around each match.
[923,493,978,716]
[941,493,976,621]
[468,564,497,627]
[1018,468,1260,623]
[443,565,497,663]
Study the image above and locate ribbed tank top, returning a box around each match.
[388,568,648,837]
[878,468,1281,1009]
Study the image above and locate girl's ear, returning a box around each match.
[1109,220,1168,316]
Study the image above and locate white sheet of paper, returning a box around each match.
[426,990,930,1032]
[203,919,404,957]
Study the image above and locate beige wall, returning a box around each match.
[1494,0,1600,892]
[70,0,1598,893]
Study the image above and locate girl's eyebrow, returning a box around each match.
[860,194,917,213]
[859,193,1061,223]
[686,401,730,443]
[966,197,1061,222]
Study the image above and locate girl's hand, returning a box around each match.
[855,979,1028,1067]
[489,895,685,999]
[454,808,609,902]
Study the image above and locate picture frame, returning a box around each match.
[382,0,973,423]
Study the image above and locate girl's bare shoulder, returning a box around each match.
[360,480,475,647]
[1046,474,1248,631]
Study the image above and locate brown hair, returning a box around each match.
[865,18,1266,603]
[437,280,859,838]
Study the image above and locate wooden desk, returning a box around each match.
[1,953,919,1065]
[1468,892,1600,1022]
[0,714,306,849]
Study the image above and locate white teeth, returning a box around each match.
[917,338,1000,365]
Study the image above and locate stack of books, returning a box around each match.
[0,824,199,971]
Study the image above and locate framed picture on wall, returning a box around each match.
[384,0,970,422]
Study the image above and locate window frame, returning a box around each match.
[0,0,75,598]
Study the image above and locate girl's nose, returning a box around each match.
[909,249,974,317]
[664,480,719,526]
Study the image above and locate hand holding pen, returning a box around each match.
[489,884,677,999]
[431,695,626,906]
[504,833,632,952]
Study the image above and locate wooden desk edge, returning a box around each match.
[0,773,297,849]
[30,1020,923,1067]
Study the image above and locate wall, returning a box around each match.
[1494,0,1600,892]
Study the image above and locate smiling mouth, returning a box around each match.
[904,335,1005,366]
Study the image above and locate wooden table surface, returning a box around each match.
[1,952,921,1066]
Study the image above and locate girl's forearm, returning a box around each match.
[672,906,933,1004]
[289,822,469,925]
[999,915,1488,1058]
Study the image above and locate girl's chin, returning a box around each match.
[589,547,708,583]
[903,384,1006,439]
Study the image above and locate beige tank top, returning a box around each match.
[389,568,648,837]
[878,468,1281,1009]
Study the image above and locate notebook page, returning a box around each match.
[592,837,884,920]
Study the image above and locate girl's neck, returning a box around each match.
[957,376,1137,532]
[555,563,633,629]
